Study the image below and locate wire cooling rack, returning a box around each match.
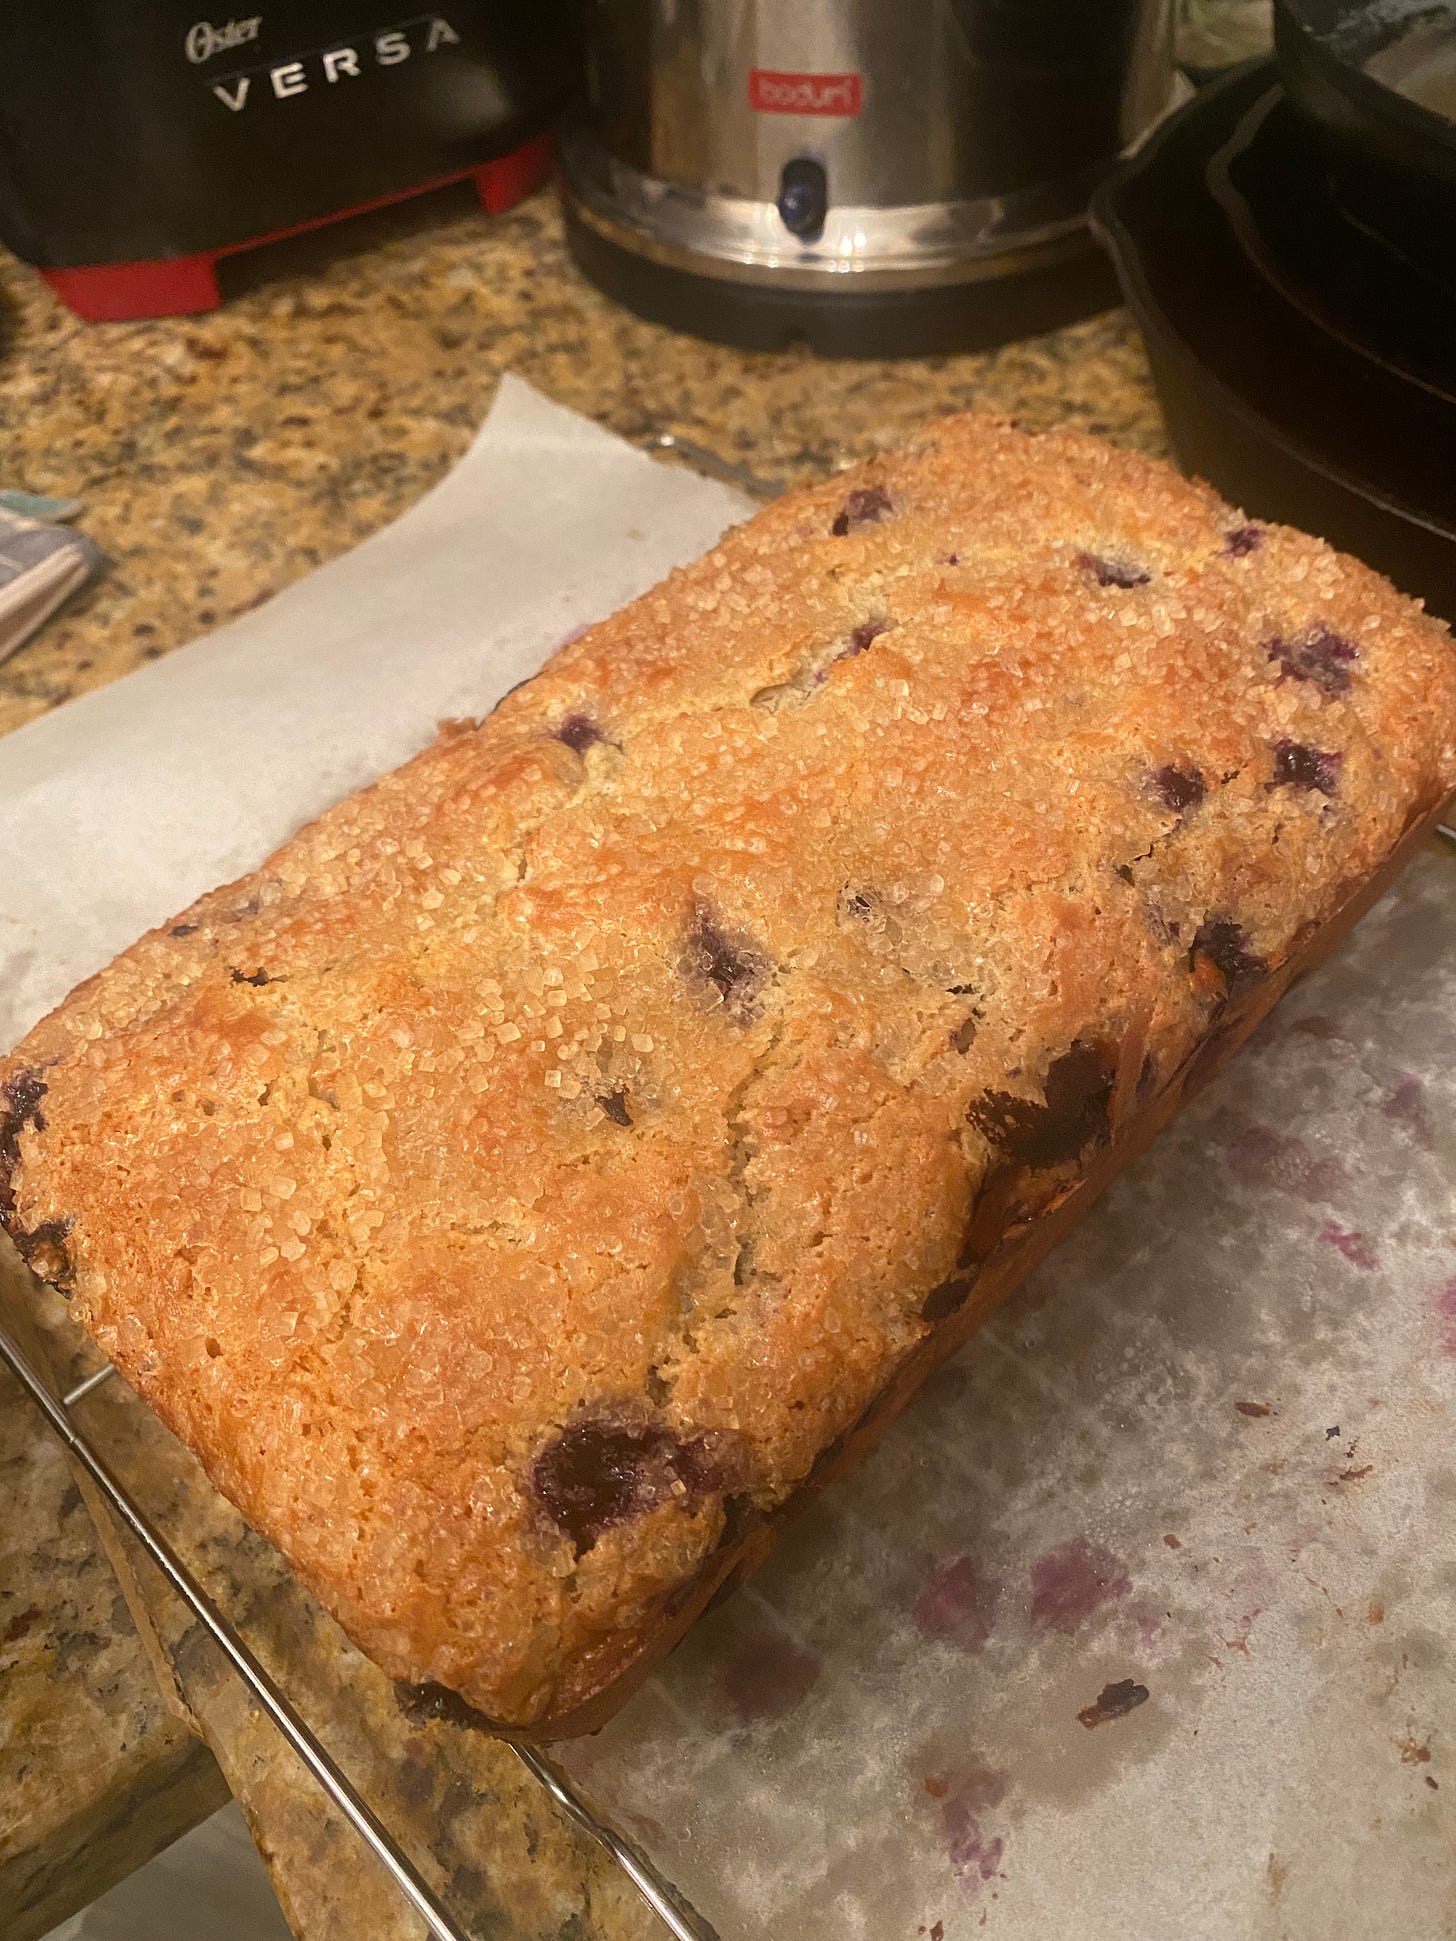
[0,1321,720,1941]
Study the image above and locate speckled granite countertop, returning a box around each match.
[0,184,1164,1936]
[0,1277,229,1941]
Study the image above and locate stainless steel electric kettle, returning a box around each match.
[559,0,1179,354]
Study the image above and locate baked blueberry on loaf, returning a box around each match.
[4,415,1455,1734]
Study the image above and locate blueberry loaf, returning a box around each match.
[4,415,1454,1735]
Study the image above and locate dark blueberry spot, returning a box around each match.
[1150,764,1205,813]
[2,1070,47,1134]
[1076,552,1150,589]
[395,1680,493,1731]
[687,900,768,1023]
[1268,739,1341,797]
[555,712,605,755]
[945,552,960,566]
[12,1215,75,1290]
[843,616,891,657]
[0,1071,48,1223]
[1266,624,1358,698]
[670,1434,735,1497]
[1191,918,1266,996]
[831,483,892,537]
[1114,862,1135,885]
[1222,524,1264,558]
[533,1419,653,1548]
[229,967,272,987]
[599,1089,632,1127]
[922,1273,974,1323]
[1145,904,1179,947]
[969,1039,1116,1170]
[949,1016,977,1055]
[531,1415,720,1553]
[169,923,199,938]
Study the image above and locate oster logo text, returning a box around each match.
[207,13,461,111]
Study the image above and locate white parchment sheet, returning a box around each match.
[3,379,1451,1941]
[0,376,750,1049]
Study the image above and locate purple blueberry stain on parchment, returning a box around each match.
[1320,1223,1378,1270]
[1225,1125,1348,1203]
[1437,1281,1456,1359]
[1134,1607,1165,1649]
[1293,1013,1344,1041]
[923,1765,1010,1893]
[1028,1538,1132,1633]
[1382,1073,1435,1150]
[913,1556,999,1653]
[717,1630,821,1725]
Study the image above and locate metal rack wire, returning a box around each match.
[0,1323,719,1941]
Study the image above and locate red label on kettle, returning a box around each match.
[748,69,862,116]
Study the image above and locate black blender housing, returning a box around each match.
[0,4,570,316]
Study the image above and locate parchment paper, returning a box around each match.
[0,375,750,1048]
[3,379,1452,1941]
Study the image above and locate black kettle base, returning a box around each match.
[563,200,1121,359]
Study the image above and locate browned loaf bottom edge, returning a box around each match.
[393,787,1449,1741]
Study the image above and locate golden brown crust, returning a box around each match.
[4,413,1456,1732]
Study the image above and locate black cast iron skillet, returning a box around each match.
[1091,61,1456,621]
[1207,83,1456,404]
[1275,0,1456,291]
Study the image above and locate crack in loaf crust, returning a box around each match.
[4,413,1456,1734]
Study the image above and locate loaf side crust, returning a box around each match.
[4,412,1455,1730]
